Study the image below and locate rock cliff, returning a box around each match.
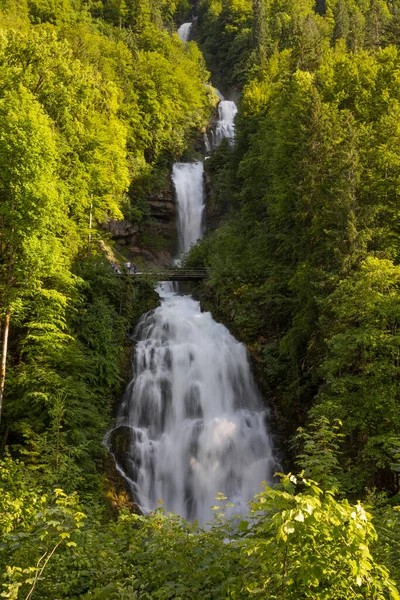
[105,182,177,267]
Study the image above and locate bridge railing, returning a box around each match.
[126,268,207,280]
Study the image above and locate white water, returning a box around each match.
[204,89,237,150]
[117,297,274,523]
[215,100,238,146]
[178,22,192,42]
[113,155,275,524]
[172,162,204,254]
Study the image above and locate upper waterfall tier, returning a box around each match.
[177,22,192,42]
[203,91,238,152]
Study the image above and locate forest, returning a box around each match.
[1,0,400,598]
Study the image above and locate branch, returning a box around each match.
[25,540,63,600]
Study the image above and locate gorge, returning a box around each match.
[111,35,276,521]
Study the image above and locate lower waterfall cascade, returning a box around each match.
[111,22,276,524]
[116,293,275,523]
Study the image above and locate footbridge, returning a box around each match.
[128,268,207,282]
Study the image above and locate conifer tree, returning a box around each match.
[252,0,268,67]
[333,0,350,43]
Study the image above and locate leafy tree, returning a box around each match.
[0,86,65,426]
[252,0,268,66]
[295,417,344,492]
[314,258,400,491]
[240,474,399,599]
[333,0,351,42]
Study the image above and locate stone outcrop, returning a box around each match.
[103,449,140,515]
[105,219,139,240]
[107,425,143,511]
[148,187,176,223]
[105,181,177,267]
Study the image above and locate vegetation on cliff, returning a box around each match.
[0,0,212,477]
[190,0,400,497]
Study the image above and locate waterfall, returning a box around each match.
[117,297,275,523]
[110,24,275,523]
[178,22,192,42]
[172,162,204,254]
[215,100,238,146]
[203,89,237,152]
[111,146,276,524]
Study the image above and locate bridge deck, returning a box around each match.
[128,268,207,282]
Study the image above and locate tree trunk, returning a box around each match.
[0,310,11,427]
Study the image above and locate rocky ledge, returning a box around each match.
[105,183,177,267]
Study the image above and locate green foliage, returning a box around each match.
[198,0,254,88]
[197,0,400,90]
[372,493,400,591]
[294,417,344,492]
[0,457,87,599]
[190,0,400,497]
[0,84,64,305]
[2,467,398,599]
[241,474,399,599]
[312,257,400,491]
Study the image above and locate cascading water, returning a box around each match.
[111,24,275,524]
[215,100,238,146]
[204,133,211,153]
[203,89,238,151]
[177,22,192,42]
[112,160,275,524]
[117,297,275,523]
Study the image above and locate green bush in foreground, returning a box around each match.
[1,457,399,599]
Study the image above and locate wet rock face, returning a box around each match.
[108,425,135,480]
[104,450,140,515]
[148,188,176,223]
[105,425,142,514]
[105,182,178,267]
